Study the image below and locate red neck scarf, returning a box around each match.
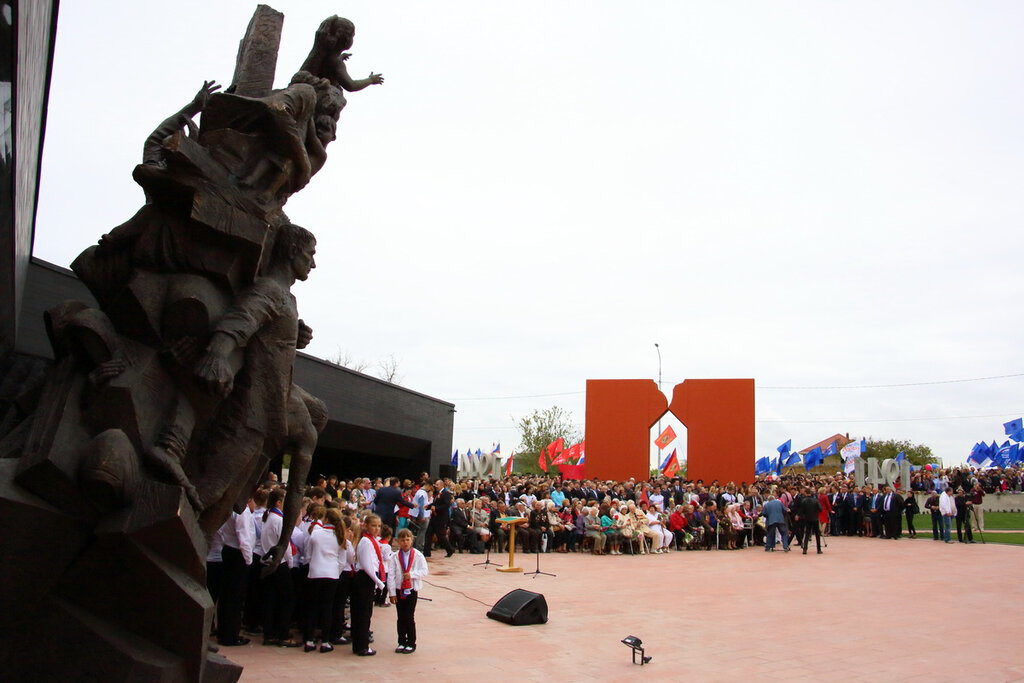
[399,548,415,597]
[363,532,384,579]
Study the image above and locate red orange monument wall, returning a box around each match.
[584,378,754,483]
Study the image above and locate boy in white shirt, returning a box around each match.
[387,528,428,653]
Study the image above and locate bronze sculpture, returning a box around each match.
[0,8,382,681]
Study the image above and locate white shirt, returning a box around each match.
[939,492,957,516]
[307,525,344,579]
[411,488,431,520]
[649,493,665,511]
[261,509,285,557]
[221,508,255,565]
[386,547,429,597]
[289,525,307,568]
[207,526,224,562]
[355,535,386,589]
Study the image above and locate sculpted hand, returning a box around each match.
[368,72,384,85]
[341,52,351,61]
[296,319,313,349]
[195,352,234,398]
[192,80,222,110]
[88,359,127,386]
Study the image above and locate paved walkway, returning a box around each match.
[219,536,1024,682]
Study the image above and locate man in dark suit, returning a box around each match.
[372,478,411,530]
[830,487,845,536]
[793,486,823,554]
[868,486,884,537]
[449,498,471,552]
[881,484,904,539]
[425,480,456,557]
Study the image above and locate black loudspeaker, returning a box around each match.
[438,464,457,479]
[486,589,548,626]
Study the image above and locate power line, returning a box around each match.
[451,390,585,401]
[755,373,1024,390]
[756,411,1023,424]
[448,372,1024,402]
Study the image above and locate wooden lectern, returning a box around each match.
[496,517,528,572]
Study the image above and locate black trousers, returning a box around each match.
[218,546,247,644]
[304,577,337,642]
[350,572,376,653]
[956,515,973,542]
[801,520,821,552]
[207,560,224,605]
[396,590,418,647]
[328,573,352,641]
[243,553,263,631]
[292,565,309,628]
[424,518,455,556]
[905,512,916,536]
[261,562,294,641]
[884,511,902,539]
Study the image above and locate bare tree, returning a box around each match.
[328,347,370,373]
[376,354,403,384]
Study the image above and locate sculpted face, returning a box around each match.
[293,243,316,281]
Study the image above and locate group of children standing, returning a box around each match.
[207,486,428,657]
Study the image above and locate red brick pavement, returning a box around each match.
[218,536,1024,682]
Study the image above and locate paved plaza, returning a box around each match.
[222,536,1024,682]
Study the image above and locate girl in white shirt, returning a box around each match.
[303,509,346,652]
[351,514,386,656]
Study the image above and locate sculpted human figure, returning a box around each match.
[190,223,326,571]
[300,16,384,94]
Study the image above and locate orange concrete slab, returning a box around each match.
[218,537,1024,681]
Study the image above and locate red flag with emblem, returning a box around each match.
[506,452,514,476]
[661,449,680,478]
[654,425,676,450]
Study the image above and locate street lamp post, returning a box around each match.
[654,343,662,472]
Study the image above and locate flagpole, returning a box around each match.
[654,343,662,473]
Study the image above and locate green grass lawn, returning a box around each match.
[906,513,1024,545]
[977,511,1024,530]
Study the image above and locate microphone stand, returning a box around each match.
[524,532,556,579]
[473,533,502,569]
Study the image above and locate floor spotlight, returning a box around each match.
[621,635,651,665]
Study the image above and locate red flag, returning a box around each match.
[551,444,574,466]
[505,452,514,476]
[654,425,677,450]
[661,449,680,478]
[546,437,565,459]
[538,449,548,472]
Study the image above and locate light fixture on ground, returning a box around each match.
[621,635,651,665]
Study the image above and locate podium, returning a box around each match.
[496,516,528,573]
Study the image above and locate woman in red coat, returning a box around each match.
[817,486,833,536]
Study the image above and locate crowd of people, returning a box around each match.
[206,464,1022,656]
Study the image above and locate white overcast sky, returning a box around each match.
[34,1,1024,468]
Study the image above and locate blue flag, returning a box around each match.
[1004,418,1023,436]
[804,446,824,471]
[823,441,837,457]
[895,451,906,462]
[451,450,459,467]
[755,457,771,475]
[1009,443,1022,465]
[659,450,674,470]
[772,456,782,475]
[860,439,867,453]
[777,439,792,455]
[475,448,483,457]
[491,442,501,455]
[994,441,1012,467]
[784,451,801,467]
